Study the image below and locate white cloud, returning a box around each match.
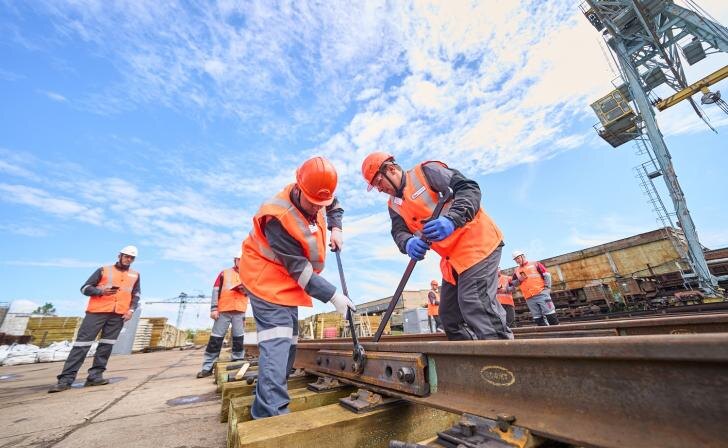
[38,90,68,102]
[0,183,103,223]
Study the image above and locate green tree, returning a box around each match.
[33,302,57,316]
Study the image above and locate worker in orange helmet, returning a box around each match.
[496,268,516,328]
[426,280,443,333]
[361,152,512,340]
[239,156,355,419]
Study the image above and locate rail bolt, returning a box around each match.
[316,357,322,365]
[339,360,346,370]
[496,414,516,432]
[397,367,415,383]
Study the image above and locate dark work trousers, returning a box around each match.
[428,315,442,333]
[57,312,124,384]
[247,293,298,419]
[502,304,515,328]
[439,246,513,340]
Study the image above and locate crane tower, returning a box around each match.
[582,0,727,293]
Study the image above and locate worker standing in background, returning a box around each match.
[426,280,443,333]
[511,250,559,326]
[361,152,512,341]
[196,250,248,378]
[496,268,516,328]
[240,156,355,419]
[49,246,140,393]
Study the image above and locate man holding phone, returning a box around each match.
[49,245,141,393]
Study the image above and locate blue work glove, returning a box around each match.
[405,237,430,261]
[422,217,455,242]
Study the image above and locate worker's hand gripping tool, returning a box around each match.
[333,248,366,374]
[372,187,453,342]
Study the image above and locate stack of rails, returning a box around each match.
[24,316,81,347]
[214,313,728,447]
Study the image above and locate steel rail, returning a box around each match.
[294,312,728,344]
[243,312,728,357]
[294,334,728,448]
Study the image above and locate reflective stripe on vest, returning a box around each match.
[86,265,137,314]
[496,274,514,307]
[240,184,327,307]
[515,262,546,300]
[218,268,249,313]
[388,162,503,281]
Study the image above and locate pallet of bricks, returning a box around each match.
[24,316,82,347]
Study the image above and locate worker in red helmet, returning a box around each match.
[239,156,355,419]
[361,152,512,340]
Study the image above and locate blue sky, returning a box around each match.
[1,1,727,329]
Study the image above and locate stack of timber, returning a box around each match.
[132,319,153,351]
[193,330,211,345]
[299,311,344,339]
[244,317,256,333]
[146,317,171,347]
[158,323,180,348]
[24,316,81,347]
[144,318,181,348]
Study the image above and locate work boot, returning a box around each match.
[84,377,109,387]
[48,383,72,393]
[196,369,213,379]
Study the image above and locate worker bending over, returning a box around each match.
[49,246,140,392]
[239,156,355,419]
[511,250,559,326]
[361,152,512,340]
[496,268,516,327]
[196,250,249,378]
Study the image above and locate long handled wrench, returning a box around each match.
[372,188,453,342]
[334,248,366,373]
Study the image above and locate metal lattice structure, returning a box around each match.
[146,292,210,329]
[583,0,727,294]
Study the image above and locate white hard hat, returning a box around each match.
[120,245,138,257]
[235,248,242,259]
[512,249,525,260]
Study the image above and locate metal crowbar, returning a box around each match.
[333,248,366,374]
[372,187,453,342]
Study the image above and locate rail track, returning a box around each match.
[224,312,728,447]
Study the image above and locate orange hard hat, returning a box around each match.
[361,151,394,191]
[296,156,338,206]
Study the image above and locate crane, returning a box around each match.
[145,292,211,330]
[583,0,726,295]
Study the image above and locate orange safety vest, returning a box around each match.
[427,290,439,316]
[240,184,327,307]
[218,268,248,312]
[515,262,546,300]
[388,162,503,284]
[496,274,514,307]
[86,265,138,314]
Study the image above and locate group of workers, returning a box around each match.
[48,152,559,420]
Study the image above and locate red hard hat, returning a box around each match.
[296,156,338,206]
[361,151,394,191]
